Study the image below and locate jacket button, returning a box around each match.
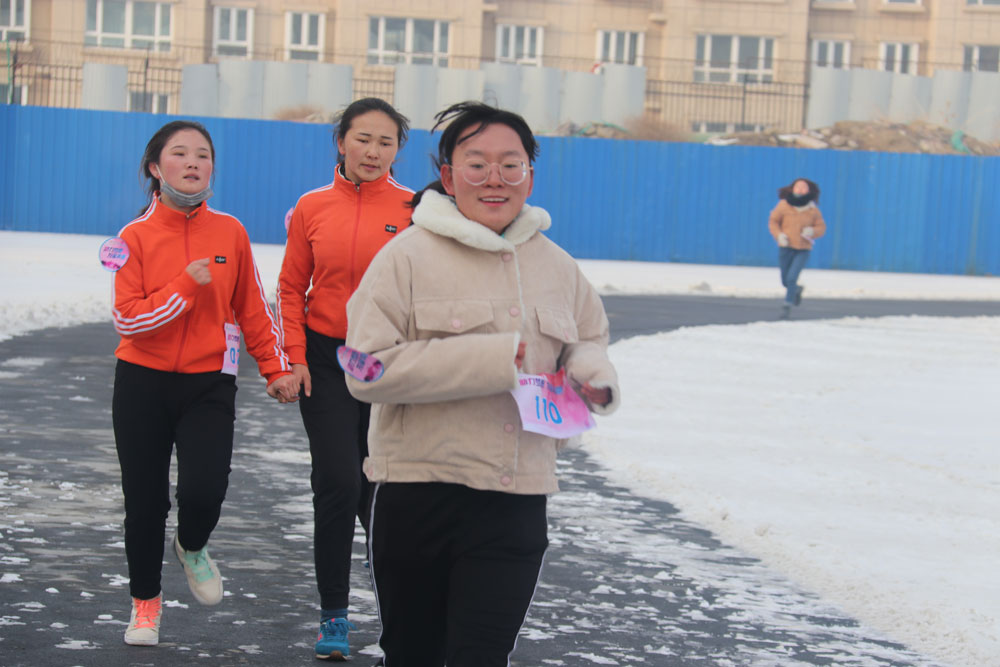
[500,475,512,486]
[451,319,462,329]
[504,423,515,433]
[509,306,520,317]
[502,253,513,262]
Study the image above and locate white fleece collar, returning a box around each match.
[411,189,551,252]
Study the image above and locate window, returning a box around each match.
[695,35,774,83]
[0,82,26,105]
[0,0,28,42]
[596,30,643,66]
[812,39,850,69]
[967,0,1000,5]
[879,42,918,74]
[496,24,543,66]
[286,11,324,61]
[85,1,171,51]
[963,45,1000,71]
[368,17,449,66]
[214,6,253,58]
[129,91,167,113]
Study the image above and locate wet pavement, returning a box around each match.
[2,294,988,666]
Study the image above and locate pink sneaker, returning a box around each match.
[124,594,162,646]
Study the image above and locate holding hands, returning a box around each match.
[267,373,301,403]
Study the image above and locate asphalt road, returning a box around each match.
[2,295,991,666]
[603,294,998,342]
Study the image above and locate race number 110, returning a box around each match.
[535,396,563,424]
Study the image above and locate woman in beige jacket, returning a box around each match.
[344,101,619,666]
[768,177,826,316]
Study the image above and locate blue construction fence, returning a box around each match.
[2,105,998,275]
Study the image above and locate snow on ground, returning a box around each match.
[2,230,999,666]
[584,316,1000,667]
[2,231,998,341]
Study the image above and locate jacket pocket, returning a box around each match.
[536,307,579,343]
[413,299,495,335]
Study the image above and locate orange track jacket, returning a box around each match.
[277,167,413,365]
[112,198,291,383]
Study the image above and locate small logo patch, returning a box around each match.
[385,224,398,234]
[214,256,227,264]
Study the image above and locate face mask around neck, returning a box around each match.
[786,192,812,207]
[158,174,213,208]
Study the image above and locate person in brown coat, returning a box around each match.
[768,177,826,316]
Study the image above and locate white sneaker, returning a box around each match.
[124,594,162,646]
[173,532,223,606]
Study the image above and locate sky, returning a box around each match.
[1,230,998,666]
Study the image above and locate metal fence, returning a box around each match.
[645,78,809,133]
[0,39,975,136]
[3,39,184,112]
[352,71,395,104]
[4,38,815,131]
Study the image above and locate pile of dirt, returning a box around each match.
[279,108,997,156]
[550,117,692,142]
[272,105,332,123]
[707,120,1000,156]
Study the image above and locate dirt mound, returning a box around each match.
[272,105,332,123]
[708,120,1000,156]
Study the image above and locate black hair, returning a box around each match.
[410,101,539,208]
[140,120,215,209]
[333,97,410,161]
[778,177,820,204]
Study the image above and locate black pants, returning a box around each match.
[370,482,548,666]
[299,328,372,611]
[112,360,236,600]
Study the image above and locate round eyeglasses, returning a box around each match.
[452,159,530,186]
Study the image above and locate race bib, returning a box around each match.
[336,345,384,382]
[221,323,241,375]
[510,368,596,439]
[99,237,130,272]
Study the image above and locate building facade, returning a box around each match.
[3,0,1000,131]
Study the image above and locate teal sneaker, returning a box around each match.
[173,532,223,606]
[315,617,356,661]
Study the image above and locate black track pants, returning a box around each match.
[299,328,372,611]
[370,482,548,667]
[112,360,236,600]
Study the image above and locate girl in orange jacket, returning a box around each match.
[276,98,413,660]
[110,120,297,647]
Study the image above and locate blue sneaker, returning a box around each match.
[315,617,356,661]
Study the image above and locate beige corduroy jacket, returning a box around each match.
[345,190,620,495]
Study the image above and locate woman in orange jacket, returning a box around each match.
[110,120,297,647]
[276,98,413,660]
[768,177,826,317]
